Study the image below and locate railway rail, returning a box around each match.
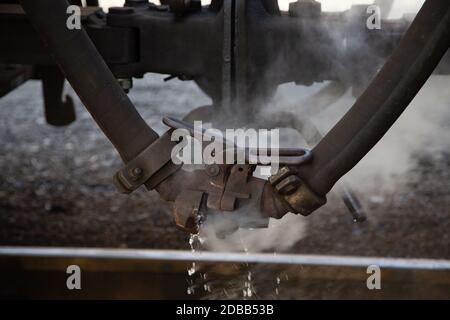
[0,246,449,299]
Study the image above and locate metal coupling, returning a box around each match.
[269,166,326,216]
[114,116,324,234]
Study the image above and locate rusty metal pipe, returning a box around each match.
[19,0,159,162]
[297,0,450,196]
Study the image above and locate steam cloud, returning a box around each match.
[121,1,448,253]
[198,1,449,253]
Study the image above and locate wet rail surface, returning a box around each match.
[0,246,449,299]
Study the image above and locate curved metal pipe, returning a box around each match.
[298,0,450,196]
[19,0,159,162]
[18,0,288,227]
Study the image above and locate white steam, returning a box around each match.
[200,213,308,253]
[118,0,448,253]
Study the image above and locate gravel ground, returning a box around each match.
[0,75,209,249]
[0,74,449,259]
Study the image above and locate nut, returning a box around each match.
[205,164,221,177]
[130,167,143,181]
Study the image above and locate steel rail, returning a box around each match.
[0,246,449,270]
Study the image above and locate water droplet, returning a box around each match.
[203,284,211,292]
[187,262,196,276]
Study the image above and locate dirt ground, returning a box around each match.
[0,75,449,259]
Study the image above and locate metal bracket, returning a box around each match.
[173,190,205,233]
[220,164,252,211]
[113,130,179,194]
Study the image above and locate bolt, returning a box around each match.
[205,164,221,177]
[117,78,133,93]
[130,167,143,180]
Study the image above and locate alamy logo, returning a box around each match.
[366,265,381,290]
[171,121,281,173]
[66,265,81,290]
[366,5,382,30]
[66,5,81,30]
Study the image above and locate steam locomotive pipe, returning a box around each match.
[297,0,450,196]
[19,0,159,162]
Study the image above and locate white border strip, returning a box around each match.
[0,246,449,270]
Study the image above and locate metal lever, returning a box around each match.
[162,116,313,166]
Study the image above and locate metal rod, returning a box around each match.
[19,0,159,162]
[0,247,449,270]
